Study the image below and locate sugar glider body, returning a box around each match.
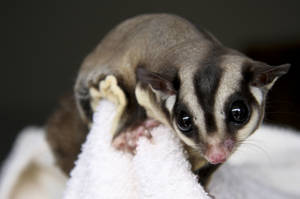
[48,14,290,186]
[75,14,217,126]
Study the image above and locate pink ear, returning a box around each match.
[251,63,290,87]
[136,67,177,95]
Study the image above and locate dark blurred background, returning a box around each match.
[1,1,299,164]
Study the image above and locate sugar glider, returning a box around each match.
[46,14,290,186]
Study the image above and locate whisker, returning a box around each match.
[235,139,273,164]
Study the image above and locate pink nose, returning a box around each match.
[205,144,230,164]
[207,152,227,164]
[205,138,234,164]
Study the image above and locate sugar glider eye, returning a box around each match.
[228,100,250,125]
[176,110,193,135]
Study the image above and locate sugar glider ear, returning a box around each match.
[250,63,290,89]
[136,67,178,96]
[135,67,178,119]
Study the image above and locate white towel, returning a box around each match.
[1,99,300,198]
[63,99,300,199]
[63,99,210,199]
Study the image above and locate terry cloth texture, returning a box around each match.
[0,99,299,198]
[62,99,210,199]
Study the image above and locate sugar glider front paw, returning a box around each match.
[88,75,128,135]
[75,74,128,135]
[89,75,127,111]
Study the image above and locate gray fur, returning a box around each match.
[74,14,290,184]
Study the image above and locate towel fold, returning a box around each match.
[63,99,210,199]
[1,99,300,199]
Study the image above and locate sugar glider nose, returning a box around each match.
[205,143,232,164]
[206,150,227,164]
[204,138,235,164]
[205,147,227,164]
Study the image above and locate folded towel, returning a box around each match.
[0,127,67,199]
[63,99,300,199]
[63,99,210,199]
[1,99,300,198]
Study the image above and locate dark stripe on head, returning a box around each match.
[194,48,224,133]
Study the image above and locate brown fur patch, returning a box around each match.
[46,93,89,175]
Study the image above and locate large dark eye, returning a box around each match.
[228,100,249,125]
[176,111,193,133]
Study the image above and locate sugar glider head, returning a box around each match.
[135,55,290,165]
